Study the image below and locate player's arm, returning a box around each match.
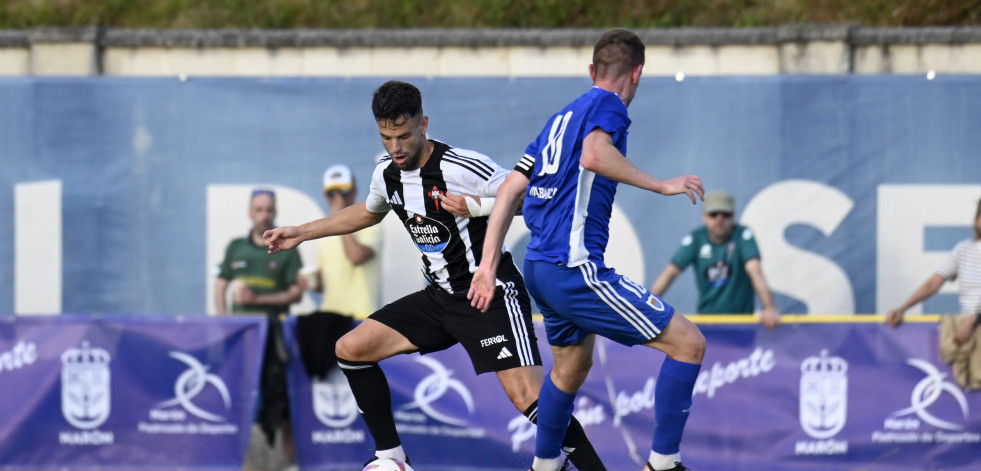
[439,192,495,218]
[745,258,781,329]
[886,274,946,327]
[650,263,682,297]
[264,202,386,254]
[580,128,703,204]
[340,233,375,266]
[469,170,529,312]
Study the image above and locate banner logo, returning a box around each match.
[890,359,969,431]
[871,358,979,445]
[312,370,359,428]
[157,352,232,422]
[401,357,475,427]
[61,342,112,430]
[795,350,848,455]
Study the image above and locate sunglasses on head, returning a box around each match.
[707,212,733,219]
[251,189,276,198]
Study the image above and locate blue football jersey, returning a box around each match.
[514,87,631,267]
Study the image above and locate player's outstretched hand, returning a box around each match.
[658,175,705,204]
[468,266,496,312]
[264,226,302,254]
[440,191,476,217]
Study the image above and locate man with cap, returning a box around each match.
[650,190,781,328]
[296,164,383,379]
[316,164,382,320]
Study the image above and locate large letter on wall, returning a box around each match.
[741,180,855,314]
[15,180,62,315]
[876,185,981,315]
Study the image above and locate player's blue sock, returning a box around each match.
[651,357,700,455]
[535,373,576,460]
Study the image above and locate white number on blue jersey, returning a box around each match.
[538,111,573,176]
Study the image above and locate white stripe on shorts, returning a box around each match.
[502,281,534,366]
[580,262,661,339]
[618,277,645,299]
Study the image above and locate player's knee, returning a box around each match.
[334,333,362,362]
[692,331,706,362]
[683,325,706,363]
[551,361,590,392]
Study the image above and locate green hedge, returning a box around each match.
[1,0,979,29]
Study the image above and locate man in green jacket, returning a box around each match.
[650,190,781,328]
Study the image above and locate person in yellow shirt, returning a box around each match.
[297,164,382,379]
[316,164,382,319]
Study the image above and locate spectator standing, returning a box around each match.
[214,189,303,471]
[650,190,781,329]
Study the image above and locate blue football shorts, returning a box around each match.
[524,259,676,347]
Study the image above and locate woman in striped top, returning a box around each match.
[887,198,981,346]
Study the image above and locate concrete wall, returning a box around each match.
[2,26,981,77]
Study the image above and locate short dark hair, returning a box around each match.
[372,81,423,126]
[592,28,645,79]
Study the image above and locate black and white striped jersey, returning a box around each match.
[365,140,519,293]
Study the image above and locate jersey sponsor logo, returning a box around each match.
[231,260,246,269]
[480,335,508,348]
[390,191,404,206]
[705,260,731,287]
[528,186,558,200]
[404,214,451,253]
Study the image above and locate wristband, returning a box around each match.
[464,196,495,217]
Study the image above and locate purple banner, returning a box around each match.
[286,319,981,470]
[0,315,267,470]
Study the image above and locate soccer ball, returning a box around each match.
[362,458,414,471]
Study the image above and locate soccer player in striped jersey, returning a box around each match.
[264,81,604,470]
[469,29,706,471]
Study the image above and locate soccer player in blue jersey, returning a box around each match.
[469,29,706,471]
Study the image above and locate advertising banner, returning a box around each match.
[285,318,981,470]
[0,315,267,470]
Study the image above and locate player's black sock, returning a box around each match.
[338,358,401,450]
[523,400,606,471]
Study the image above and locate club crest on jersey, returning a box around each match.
[405,214,451,253]
[429,186,443,211]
